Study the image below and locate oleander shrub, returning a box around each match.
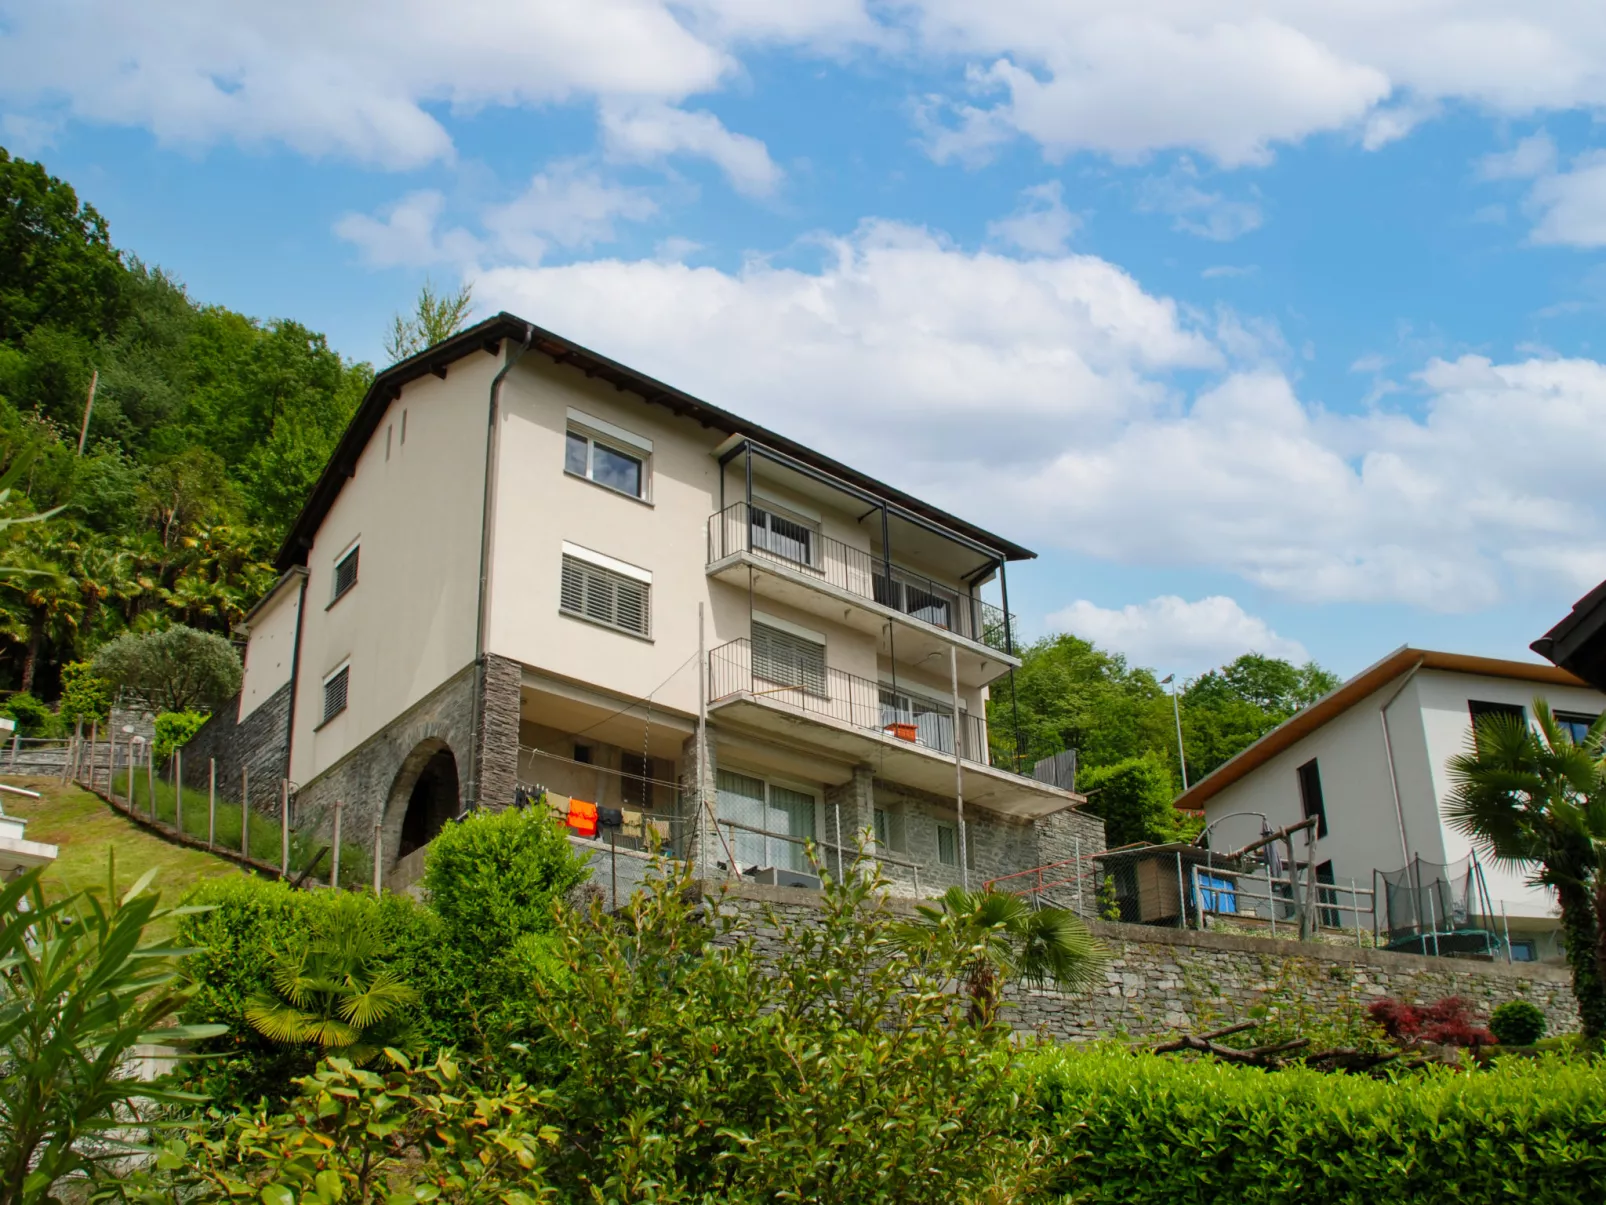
[1491,999,1549,1047]
[1031,1046,1606,1203]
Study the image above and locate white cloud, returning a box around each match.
[906,4,1606,166]
[1046,595,1309,675]
[1528,151,1606,246]
[1479,131,1558,180]
[12,3,1606,176]
[467,218,1606,612]
[985,182,1079,254]
[332,191,481,269]
[1138,161,1262,241]
[1201,264,1256,279]
[484,164,658,263]
[600,102,782,196]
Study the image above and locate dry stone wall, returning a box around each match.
[714,882,1579,1039]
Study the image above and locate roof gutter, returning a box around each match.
[465,324,533,811]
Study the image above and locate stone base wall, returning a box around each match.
[713,882,1580,1039]
[178,685,292,812]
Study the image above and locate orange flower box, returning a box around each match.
[886,722,918,742]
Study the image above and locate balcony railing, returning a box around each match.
[707,501,1015,655]
[709,637,1027,773]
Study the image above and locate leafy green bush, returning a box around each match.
[2,690,57,737]
[1076,754,1181,846]
[152,709,206,760]
[91,624,242,713]
[419,806,588,1051]
[111,1052,559,1204]
[522,856,1054,1201]
[57,661,110,724]
[1491,999,1549,1047]
[1031,1046,1606,1203]
[175,877,441,1104]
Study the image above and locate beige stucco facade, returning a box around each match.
[237,321,1088,893]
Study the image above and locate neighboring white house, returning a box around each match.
[1175,647,1604,964]
[0,795,57,879]
[198,313,1102,896]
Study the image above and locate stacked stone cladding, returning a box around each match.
[176,685,292,812]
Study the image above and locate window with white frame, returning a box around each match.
[322,664,349,724]
[936,822,957,866]
[752,621,826,697]
[748,502,818,567]
[332,544,359,603]
[564,408,651,500]
[560,547,651,637]
[716,769,818,873]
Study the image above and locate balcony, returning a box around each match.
[707,638,1076,819]
[706,502,1019,687]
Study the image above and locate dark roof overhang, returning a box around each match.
[275,313,1038,571]
[1532,579,1606,690]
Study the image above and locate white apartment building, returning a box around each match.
[202,314,1101,896]
[1176,647,1604,963]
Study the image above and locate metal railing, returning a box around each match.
[707,501,1015,654]
[709,637,1025,772]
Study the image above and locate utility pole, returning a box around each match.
[1161,674,1189,791]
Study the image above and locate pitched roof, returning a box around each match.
[274,313,1038,571]
[1173,646,1590,811]
[1531,579,1606,689]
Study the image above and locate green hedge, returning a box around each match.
[1031,1048,1606,1204]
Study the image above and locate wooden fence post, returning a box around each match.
[241,767,250,860]
[372,820,382,895]
[208,759,216,849]
[175,748,183,836]
[280,780,290,879]
[147,741,156,822]
[331,801,343,890]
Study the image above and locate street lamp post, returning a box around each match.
[1160,674,1188,791]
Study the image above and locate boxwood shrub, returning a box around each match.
[1030,1047,1606,1204]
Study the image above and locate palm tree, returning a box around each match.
[1444,700,1606,1040]
[245,895,420,1064]
[898,887,1106,1026]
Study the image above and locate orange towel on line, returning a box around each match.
[567,798,599,838]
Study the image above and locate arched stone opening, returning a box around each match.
[383,738,461,872]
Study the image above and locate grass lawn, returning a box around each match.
[1,774,250,934]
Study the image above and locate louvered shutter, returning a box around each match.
[752,623,826,696]
[560,555,650,637]
[322,666,349,723]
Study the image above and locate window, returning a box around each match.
[560,554,651,637]
[873,570,957,631]
[564,410,651,500]
[716,769,817,873]
[749,504,816,566]
[753,622,826,697]
[321,665,349,724]
[1555,710,1600,745]
[1296,758,1328,839]
[1468,700,1525,731]
[879,686,954,753]
[574,744,593,765]
[937,823,957,866]
[332,545,359,603]
[1509,939,1537,963]
[874,807,890,849]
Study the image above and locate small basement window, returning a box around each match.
[937,823,957,866]
[322,664,349,724]
[332,545,359,603]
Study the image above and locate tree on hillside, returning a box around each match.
[91,624,242,713]
[1076,755,1184,848]
[1445,702,1606,1040]
[383,280,474,363]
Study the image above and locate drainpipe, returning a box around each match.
[466,324,534,812]
[282,570,309,789]
[1379,657,1425,869]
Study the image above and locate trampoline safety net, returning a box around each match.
[1378,854,1501,959]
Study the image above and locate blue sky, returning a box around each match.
[5,2,1606,681]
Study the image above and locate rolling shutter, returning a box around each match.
[752,622,826,697]
[560,555,651,637]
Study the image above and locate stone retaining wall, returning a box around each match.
[714,881,1579,1039]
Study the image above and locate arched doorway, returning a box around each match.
[389,741,461,865]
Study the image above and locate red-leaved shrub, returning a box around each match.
[1367,996,1494,1048]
